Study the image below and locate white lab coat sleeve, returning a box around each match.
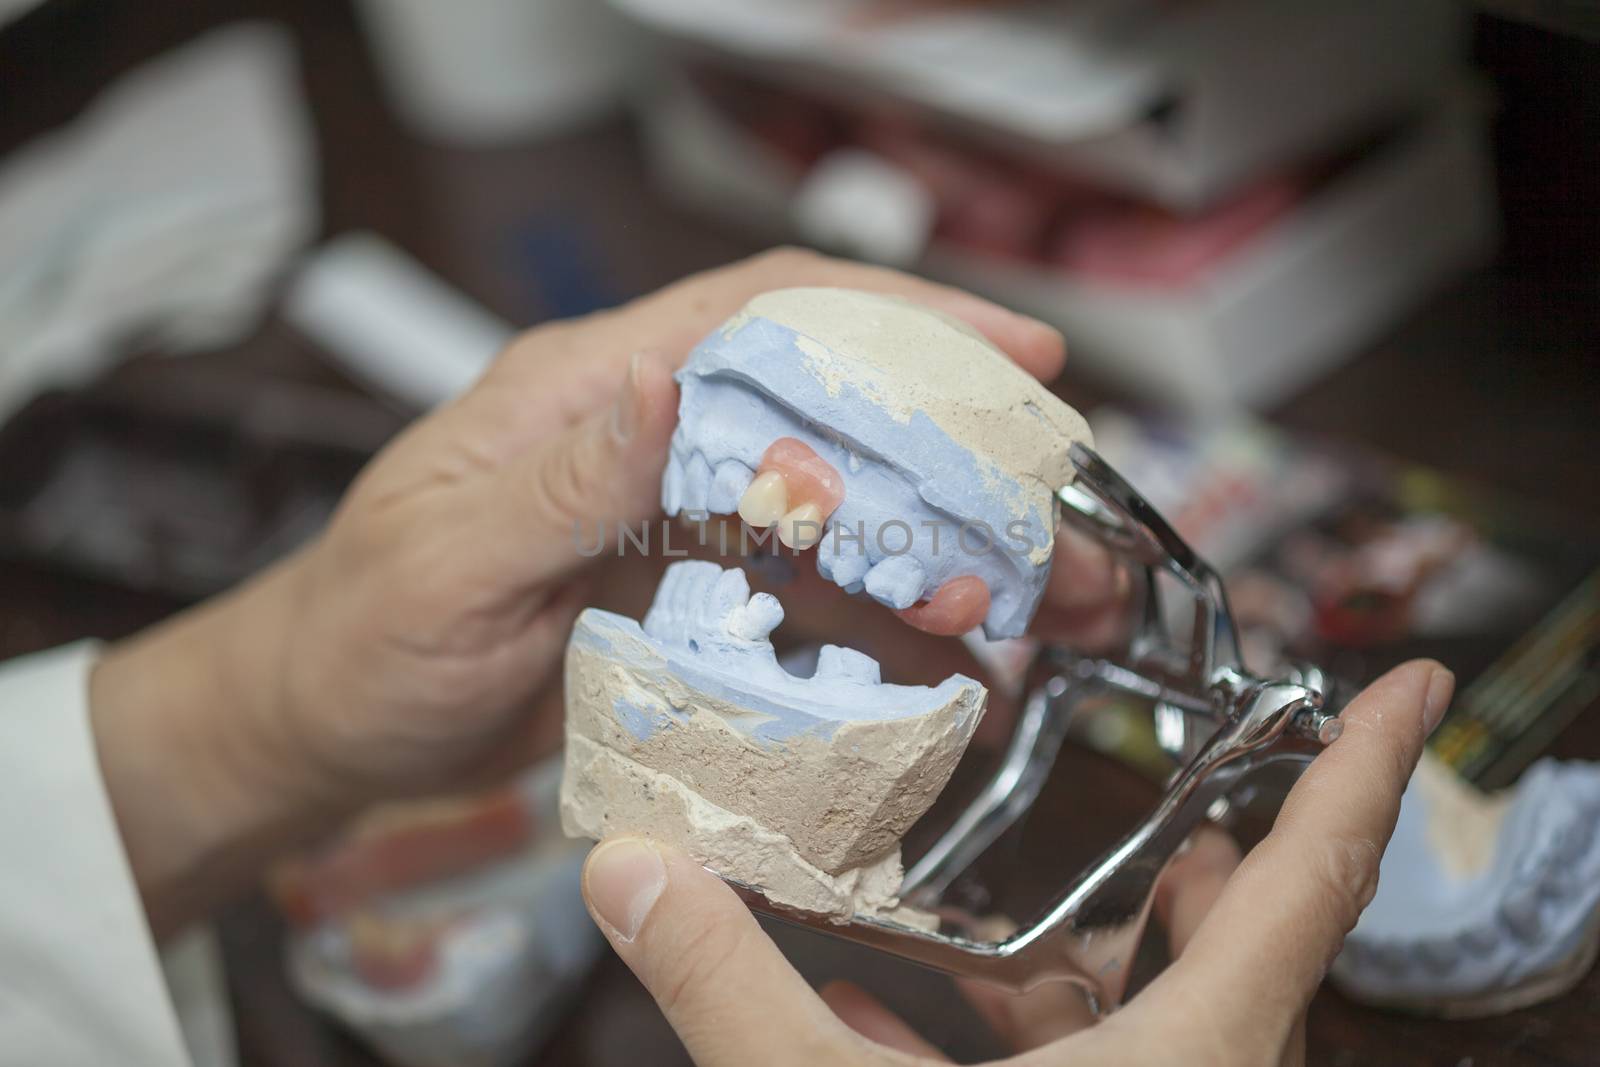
[0,641,194,1067]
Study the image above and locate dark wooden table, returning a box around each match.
[4,2,1598,1065]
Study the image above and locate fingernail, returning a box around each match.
[611,352,644,444]
[1423,667,1456,734]
[585,837,665,942]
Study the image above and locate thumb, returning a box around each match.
[472,351,678,585]
[582,837,865,1067]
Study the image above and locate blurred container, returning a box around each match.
[615,0,1497,412]
[354,0,637,144]
[641,73,1497,412]
[277,760,602,1067]
[928,90,1500,411]
[612,0,1465,210]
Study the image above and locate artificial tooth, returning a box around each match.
[738,470,788,528]
[778,503,823,549]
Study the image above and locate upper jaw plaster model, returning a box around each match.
[664,287,1092,639]
[1334,752,1600,1015]
[563,289,1091,918]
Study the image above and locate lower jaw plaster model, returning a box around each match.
[562,288,1090,917]
[1333,751,1600,1016]
[561,561,985,918]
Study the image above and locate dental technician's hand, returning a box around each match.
[87,248,1108,935]
[581,660,1456,1067]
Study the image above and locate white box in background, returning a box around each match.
[639,72,1499,413]
[930,89,1501,412]
[618,0,1495,411]
[1055,0,1469,208]
[614,0,1466,210]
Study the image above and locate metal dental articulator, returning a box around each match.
[729,443,1348,1013]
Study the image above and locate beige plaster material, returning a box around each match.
[559,565,987,920]
[725,287,1092,564]
[1414,750,1513,880]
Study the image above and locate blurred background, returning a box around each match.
[2,2,1597,1066]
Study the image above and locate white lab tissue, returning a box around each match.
[0,22,317,424]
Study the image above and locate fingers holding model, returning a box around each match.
[564,283,1449,1065]
[88,249,1100,935]
[78,240,1437,1064]
[273,252,1073,804]
[581,660,1452,1067]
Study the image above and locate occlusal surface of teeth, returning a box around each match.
[738,469,788,528]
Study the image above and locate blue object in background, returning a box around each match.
[513,211,623,320]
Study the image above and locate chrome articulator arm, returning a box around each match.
[730,445,1345,1012]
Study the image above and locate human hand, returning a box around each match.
[263,247,1086,800]
[580,660,1455,1067]
[89,248,1116,932]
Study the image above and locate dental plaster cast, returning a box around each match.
[1333,751,1600,1016]
[561,290,1093,917]
[561,562,986,918]
[663,287,1094,639]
